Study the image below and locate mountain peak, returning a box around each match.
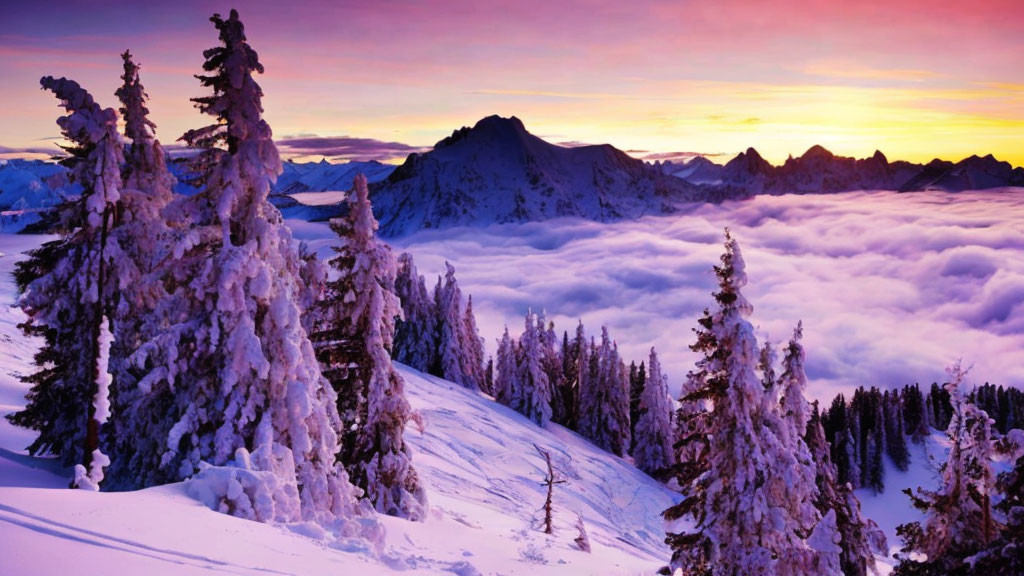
[802,144,834,160]
[435,115,529,149]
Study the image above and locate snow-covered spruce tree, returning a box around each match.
[463,295,488,393]
[133,10,373,530]
[777,322,829,532]
[494,326,518,406]
[105,50,179,488]
[310,174,426,521]
[885,391,910,471]
[554,321,585,429]
[511,312,553,426]
[968,452,1024,575]
[632,347,674,476]
[434,262,480,390]
[759,339,778,393]
[8,77,123,488]
[393,252,436,372]
[538,315,567,422]
[577,326,631,456]
[661,232,835,576]
[629,360,647,452]
[669,307,715,484]
[895,362,996,574]
[807,403,887,576]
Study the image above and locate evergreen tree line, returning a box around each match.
[391,255,487,392]
[7,10,423,542]
[820,380,1023,494]
[893,362,1024,575]
[394,271,677,477]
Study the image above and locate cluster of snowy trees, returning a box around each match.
[392,264,676,475]
[392,256,487,392]
[663,232,887,576]
[7,10,423,538]
[893,362,1024,575]
[820,385,917,494]
[818,378,1023,496]
[492,313,674,475]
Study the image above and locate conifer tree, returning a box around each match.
[885,392,910,471]
[629,360,647,452]
[463,295,487,391]
[661,232,833,576]
[632,348,674,476]
[494,327,518,406]
[434,263,480,390]
[511,312,552,426]
[896,362,997,574]
[968,453,1024,575]
[311,174,426,520]
[8,77,123,487]
[578,327,631,456]
[393,253,436,372]
[806,404,887,576]
[134,10,369,527]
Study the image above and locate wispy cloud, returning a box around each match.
[800,60,946,82]
[275,136,429,162]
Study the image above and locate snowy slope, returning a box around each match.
[0,160,79,232]
[0,234,676,576]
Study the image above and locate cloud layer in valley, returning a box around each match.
[289,189,1024,401]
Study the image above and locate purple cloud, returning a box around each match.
[275,136,429,162]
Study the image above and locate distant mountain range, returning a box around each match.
[2,116,1022,234]
[657,145,1024,197]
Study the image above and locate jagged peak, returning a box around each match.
[870,150,888,163]
[742,146,762,160]
[435,115,530,149]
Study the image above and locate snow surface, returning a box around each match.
[0,233,676,575]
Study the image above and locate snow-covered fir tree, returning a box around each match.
[896,362,996,574]
[968,452,1024,575]
[463,295,488,393]
[577,326,631,457]
[806,403,887,576]
[885,391,910,471]
[434,262,480,390]
[661,232,836,576]
[132,10,372,530]
[553,321,585,429]
[494,326,518,406]
[631,347,674,476]
[511,312,553,426]
[392,252,436,372]
[310,174,426,521]
[629,360,647,452]
[8,77,124,486]
[670,307,715,481]
[777,323,829,534]
[105,50,178,488]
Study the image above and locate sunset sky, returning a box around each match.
[1,0,1022,166]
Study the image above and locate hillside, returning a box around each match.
[0,234,675,576]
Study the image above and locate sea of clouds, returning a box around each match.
[289,188,1024,401]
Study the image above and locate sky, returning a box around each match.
[1,0,1022,166]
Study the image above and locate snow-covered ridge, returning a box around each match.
[0,233,675,575]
